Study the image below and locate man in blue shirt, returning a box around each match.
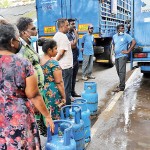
[113,24,136,92]
[81,24,95,81]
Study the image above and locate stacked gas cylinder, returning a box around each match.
[81,82,98,116]
[46,82,98,150]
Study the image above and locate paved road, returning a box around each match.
[87,70,150,150]
[40,62,132,148]
[0,3,36,23]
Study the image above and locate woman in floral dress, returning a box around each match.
[0,21,54,149]
[39,38,66,120]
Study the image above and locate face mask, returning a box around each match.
[119,32,124,35]
[15,41,22,53]
[29,36,38,43]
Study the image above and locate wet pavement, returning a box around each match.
[41,62,133,148]
[87,72,150,150]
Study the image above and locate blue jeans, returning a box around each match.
[82,54,94,77]
[62,67,73,105]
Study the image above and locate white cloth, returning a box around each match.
[53,31,73,69]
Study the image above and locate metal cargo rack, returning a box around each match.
[100,0,131,37]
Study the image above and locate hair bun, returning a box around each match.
[38,38,46,46]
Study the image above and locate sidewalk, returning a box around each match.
[86,69,150,150]
[40,63,133,149]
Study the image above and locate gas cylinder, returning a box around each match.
[46,120,76,150]
[73,98,91,143]
[81,82,98,115]
[61,105,85,150]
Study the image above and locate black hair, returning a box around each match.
[57,18,67,29]
[0,23,18,50]
[38,38,57,53]
[68,18,75,23]
[16,17,33,33]
[117,24,124,31]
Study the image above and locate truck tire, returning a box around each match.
[143,72,150,77]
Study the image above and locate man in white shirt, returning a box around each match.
[53,18,73,105]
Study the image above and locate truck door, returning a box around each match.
[134,0,150,46]
[60,0,71,18]
[36,0,68,37]
[131,0,150,73]
[36,0,72,37]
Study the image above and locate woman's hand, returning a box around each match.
[45,116,55,133]
[58,99,66,108]
[61,98,66,104]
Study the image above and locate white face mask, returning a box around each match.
[119,32,124,35]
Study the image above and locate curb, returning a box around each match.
[89,68,140,142]
[42,68,140,150]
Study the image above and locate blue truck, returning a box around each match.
[36,0,131,67]
[131,0,150,74]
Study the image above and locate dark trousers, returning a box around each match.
[115,56,127,90]
[82,54,93,76]
[62,67,73,105]
[71,61,79,94]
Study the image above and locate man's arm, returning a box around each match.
[80,35,85,52]
[55,50,66,61]
[112,44,115,51]
[81,43,84,48]
[81,43,84,52]
[93,38,96,46]
[71,29,79,49]
[112,38,115,51]
[122,39,136,54]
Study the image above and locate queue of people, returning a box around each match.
[0,15,134,149]
[0,20,54,149]
[0,16,93,149]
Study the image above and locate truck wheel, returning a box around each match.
[108,44,115,67]
[143,73,150,77]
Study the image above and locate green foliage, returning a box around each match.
[24,10,36,18]
[0,0,12,8]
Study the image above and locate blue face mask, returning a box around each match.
[29,36,38,43]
